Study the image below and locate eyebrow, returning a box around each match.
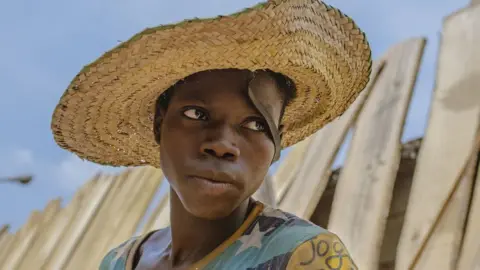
[175,95,208,105]
[170,85,210,105]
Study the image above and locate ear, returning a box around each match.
[153,107,167,144]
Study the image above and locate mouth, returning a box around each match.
[187,174,239,196]
[187,167,238,185]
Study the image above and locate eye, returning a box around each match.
[243,119,266,132]
[183,108,208,120]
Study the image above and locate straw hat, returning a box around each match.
[51,0,372,167]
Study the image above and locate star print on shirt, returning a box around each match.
[261,208,288,221]
[235,222,274,256]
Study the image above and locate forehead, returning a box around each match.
[169,69,285,111]
[173,69,250,101]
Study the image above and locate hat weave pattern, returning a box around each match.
[51,0,372,167]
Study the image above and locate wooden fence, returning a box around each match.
[1,2,479,270]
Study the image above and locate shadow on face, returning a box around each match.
[156,69,286,219]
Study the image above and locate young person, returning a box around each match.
[51,1,372,269]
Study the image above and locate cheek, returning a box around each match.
[241,135,275,190]
[159,119,199,180]
[161,113,200,151]
[159,140,178,184]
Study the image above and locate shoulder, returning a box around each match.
[286,232,358,270]
[257,206,326,249]
[99,236,140,270]
[256,206,357,269]
[99,228,168,270]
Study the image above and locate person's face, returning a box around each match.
[158,69,284,219]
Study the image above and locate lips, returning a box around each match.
[186,169,238,187]
[185,164,243,196]
[187,175,239,196]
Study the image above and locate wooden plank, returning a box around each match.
[309,141,421,268]
[7,198,61,270]
[458,168,480,269]
[142,192,170,233]
[38,177,95,269]
[12,200,61,269]
[92,167,164,269]
[413,152,477,269]
[0,225,9,256]
[43,174,114,270]
[327,38,426,269]
[279,60,386,219]
[0,225,8,240]
[63,169,137,270]
[18,184,87,270]
[0,234,14,267]
[141,192,169,234]
[378,148,419,268]
[457,158,480,269]
[396,5,480,269]
[150,193,171,231]
[402,132,480,269]
[0,225,13,266]
[272,139,310,204]
[66,167,158,270]
[0,210,41,269]
[109,167,163,242]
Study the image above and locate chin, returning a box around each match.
[183,195,241,220]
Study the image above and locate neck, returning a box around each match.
[168,188,252,266]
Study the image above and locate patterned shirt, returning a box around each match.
[99,201,357,269]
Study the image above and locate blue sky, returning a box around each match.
[0,0,470,231]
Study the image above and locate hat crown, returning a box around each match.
[50,0,372,167]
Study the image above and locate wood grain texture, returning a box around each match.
[0,225,8,240]
[272,139,311,205]
[0,225,9,259]
[151,194,172,231]
[142,192,170,233]
[396,5,480,269]
[457,160,480,269]
[278,60,384,219]
[98,167,163,268]
[0,233,13,267]
[327,38,426,270]
[43,175,114,270]
[412,154,477,270]
[39,178,95,269]
[0,210,41,269]
[65,169,145,270]
[18,185,86,270]
[10,198,62,270]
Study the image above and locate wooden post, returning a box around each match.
[396,3,480,269]
[327,38,426,269]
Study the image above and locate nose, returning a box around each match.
[200,126,240,161]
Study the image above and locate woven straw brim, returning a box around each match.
[51,0,372,167]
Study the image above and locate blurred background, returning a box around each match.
[3,1,480,270]
[0,0,469,231]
